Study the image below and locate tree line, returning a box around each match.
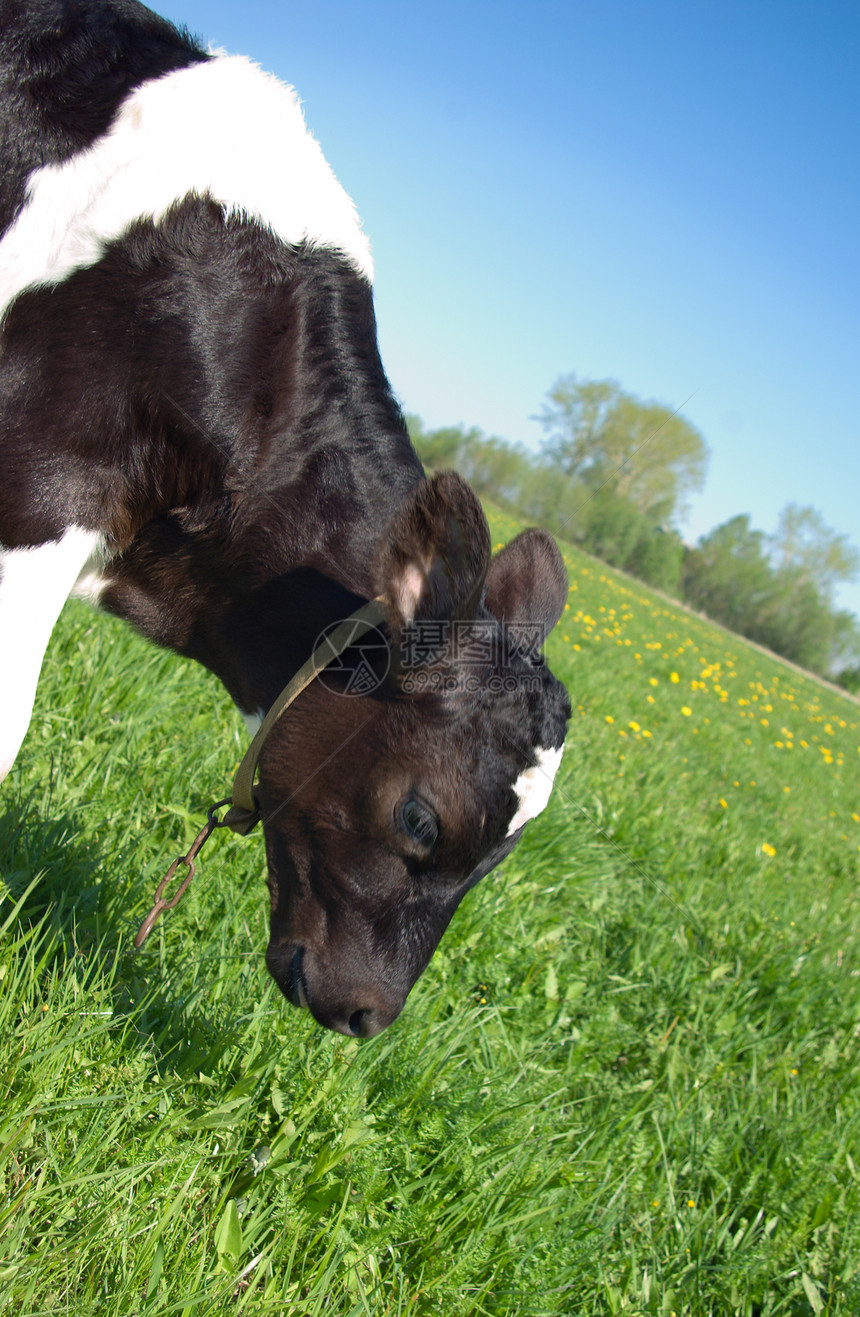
[407,375,860,689]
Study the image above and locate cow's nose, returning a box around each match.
[342,1007,389,1038]
[267,941,405,1036]
[309,976,405,1037]
[324,994,402,1037]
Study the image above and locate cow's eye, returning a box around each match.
[400,797,439,848]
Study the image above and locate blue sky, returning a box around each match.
[160,0,860,620]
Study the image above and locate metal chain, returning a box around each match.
[133,798,234,948]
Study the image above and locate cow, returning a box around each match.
[0,0,571,1037]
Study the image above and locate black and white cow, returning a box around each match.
[0,0,571,1036]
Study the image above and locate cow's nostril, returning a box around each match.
[348,1009,369,1037]
[290,948,308,1009]
[345,1006,396,1037]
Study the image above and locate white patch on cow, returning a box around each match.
[70,566,111,607]
[396,564,425,625]
[0,528,105,780]
[240,709,264,737]
[506,743,564,837]
[0,54,372,323]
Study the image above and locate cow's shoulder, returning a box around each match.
[0,0,207,235]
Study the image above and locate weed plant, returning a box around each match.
[1,507,859,1314]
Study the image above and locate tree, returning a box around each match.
[682,513,859,675]
[406,417,544,516]
[514,456,583,527]
[769,503,860,603]
[575,486,645,567]
[538,374,709,523]
[838,663,860,695]
[406,415,469,470]
[625,524,684,594]
[682,515,775,634]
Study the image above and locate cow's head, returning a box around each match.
[257,473,571,1036]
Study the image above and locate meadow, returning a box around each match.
[1,503,859,1315]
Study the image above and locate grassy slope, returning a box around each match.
[1,504,859,1316]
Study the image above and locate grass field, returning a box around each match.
[2,503,859,1315]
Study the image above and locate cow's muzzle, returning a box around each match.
[266,941,404,1038]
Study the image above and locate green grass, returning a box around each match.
[2,507,859,1315]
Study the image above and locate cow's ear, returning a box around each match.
[375,471,491,633]
[484,529,568,633]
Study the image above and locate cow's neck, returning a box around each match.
[107,455,417,719]
[196,563,390,718]
[103,244,422,717]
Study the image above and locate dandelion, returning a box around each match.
[761,842,776,857]
[670,672,680,684]
[719,798,728,808]
[681,706,692,717]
